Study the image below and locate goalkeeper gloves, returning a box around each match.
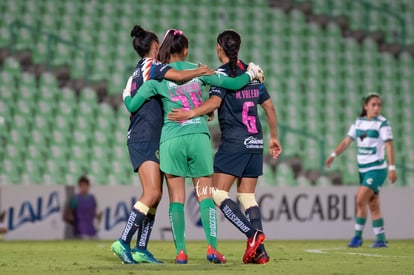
[245,62,265,83]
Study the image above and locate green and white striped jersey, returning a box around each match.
[347,115,393,173]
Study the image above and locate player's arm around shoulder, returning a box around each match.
[124,80,158,113]
[168,95,222,121]
[201,73,250,90]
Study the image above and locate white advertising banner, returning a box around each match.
[1,185,66,240]
[1,185,413,240]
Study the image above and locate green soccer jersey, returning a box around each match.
[124,61,250,143]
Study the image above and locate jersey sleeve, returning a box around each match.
[347,123,356,140]
[124,80,158,112]
[380,120,393,141]
[258,84,270,104]
[143,58,172,81]
[208,86,227,100]
[200,72,250,90]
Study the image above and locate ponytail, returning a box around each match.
[217,30,241,77]
[158,29,188,63]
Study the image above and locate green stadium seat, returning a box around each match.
[297,175,313,187]
[46,144,68,168]
[275,162,297,187]
[66,159,84,180]
[3,159,22,184]
[2,57,21,78]
[315,175,333,187]
[39,71,58,89]
[1,0,413,186]
[21,159,44,184]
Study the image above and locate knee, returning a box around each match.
[355,196,367,209]
[151,190,163,204]
[142,189,162,207]
[212,190,229,207]
[237,193,258,210]
[368,200,380,213]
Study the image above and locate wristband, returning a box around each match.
[330,152,337,158]
[388,165,396,171]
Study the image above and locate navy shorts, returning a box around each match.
[128,141,160,172]
[213,150,263,178]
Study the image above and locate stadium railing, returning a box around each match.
[292,0,407,46]
[278,123,326,173]
[8,20,93,83]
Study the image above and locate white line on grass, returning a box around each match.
[305,247,411,258]
[305,248,345,254]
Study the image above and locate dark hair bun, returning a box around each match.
[130,25,145,38]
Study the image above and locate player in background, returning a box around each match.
[123,29,264,264]
[325,93,397,248]
[168,29,282,264]
[63,176,101,239]
[111,25,215,265]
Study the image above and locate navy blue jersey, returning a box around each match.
[209,60,270,153]
[127,58,171,144]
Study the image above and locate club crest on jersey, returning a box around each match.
[359,131,367,141]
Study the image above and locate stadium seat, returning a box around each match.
[1,0,413,186]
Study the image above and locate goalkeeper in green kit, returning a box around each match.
[123,28,264,264]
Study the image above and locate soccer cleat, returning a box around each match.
[206,245,226,264]
[348,236,363,248]
[175,249,188,264]
[243,230,266,264]
[253,249,270,264]
[369,240,389,248]
[111,240,137,264]
[131,248,163,264]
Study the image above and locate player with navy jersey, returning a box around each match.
[123,29,264,264]
[168,30,282,264]
[326,93,397,248]
[111,25,214,265]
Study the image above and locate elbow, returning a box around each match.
[211,102,221,110]
[124,103,134,113]
[176,75,186,82]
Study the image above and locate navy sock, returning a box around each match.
[246,206,265,252]
[119,208,146,246]
[135,213,155,250]
[219,198,255,238]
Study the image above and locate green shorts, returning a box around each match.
[359,168,387,194]
[160,133,213,177]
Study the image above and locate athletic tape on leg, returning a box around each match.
[212,190,229,206]
[238,193,258,210]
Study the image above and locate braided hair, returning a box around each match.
[158,29,188,64]
[130,25,159,58]
[217,30,241,77]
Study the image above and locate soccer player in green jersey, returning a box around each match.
[122,29,264,264]
[326,93,397,248]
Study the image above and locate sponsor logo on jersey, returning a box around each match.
[243,136,263,149]
[181,117,201,126]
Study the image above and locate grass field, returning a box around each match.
[0,240,413,275]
